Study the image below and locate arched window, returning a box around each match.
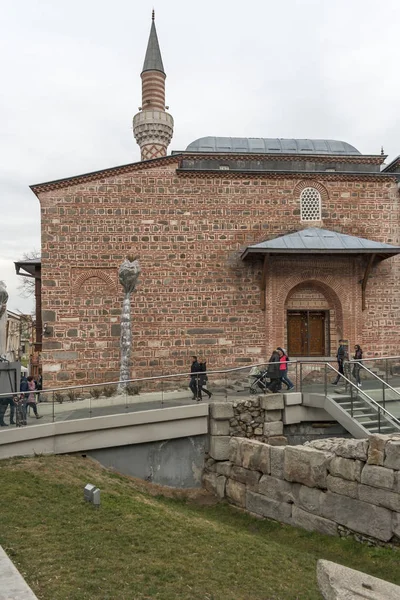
[300,187,322,221]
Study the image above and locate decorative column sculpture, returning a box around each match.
[118,256,141,389]
[0,281,8,357]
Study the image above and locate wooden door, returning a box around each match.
[287,311,326,356]
[287,312,307,356]
[308,312,325,356]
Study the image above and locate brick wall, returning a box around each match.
[37,161,400,386]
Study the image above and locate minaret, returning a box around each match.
[133,11,174,161]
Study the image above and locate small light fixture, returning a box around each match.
[84,483,101,508]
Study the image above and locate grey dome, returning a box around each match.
[185,137,361,155]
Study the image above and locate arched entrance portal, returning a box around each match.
[285,282,341,357]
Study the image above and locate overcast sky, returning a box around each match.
[1,0,399,312]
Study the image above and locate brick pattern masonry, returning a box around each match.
[36,162,400,386]
[204,403,400,544]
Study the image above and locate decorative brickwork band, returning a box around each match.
[293,180,329,204]
[72,269,117,295]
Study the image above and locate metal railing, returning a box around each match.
[323,363,400,434]
[1,355,400,430]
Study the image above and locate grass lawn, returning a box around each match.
[0,455,399,600]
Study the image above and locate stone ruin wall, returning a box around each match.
[205,403,400,544]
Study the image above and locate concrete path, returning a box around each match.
[0,545,38,600]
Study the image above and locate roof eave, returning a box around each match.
[241,248,400,260]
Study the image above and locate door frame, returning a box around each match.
[287,309,330,356]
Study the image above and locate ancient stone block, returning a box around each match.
[319,491,393,542]
[384,440,400,470]
[267,436,287,447]
[326,475,358,499]
[292,506,338,536]
[296,485,324,515]
[203,472,226,499]
[209,436,230,461]
[260,394,284,410]
[329,456,363,482]
[367,434,388,466]
[360,464,394,490]
[226,479,246,507]
[209,419,230,436]
[215,461,232,477]
[241,439,270,473]
[270,446,285,479]
[231,465,262,487]
[258,475,297,503]
[317,559,400,600]
[334,438,369,461]
[228,437,243,465]
[358,484,400,512]
[246,490,292,524]
[263,421,283,437]
[393,512,400,537]
[265,410,282,422]
[284,446,331,489]
[210,402,234,420]
[67,328,78,337]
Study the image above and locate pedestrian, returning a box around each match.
[277,347,294,390]
[36,373,43,402]
[25,376,43,420]
[352,344,363,387]
[189,355,201,400]
[266,349,282,393]
[196,361,212,401]
[332,339,348,385]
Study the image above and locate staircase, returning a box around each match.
[325,390,400,437]
[302,361,400,439]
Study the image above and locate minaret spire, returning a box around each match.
[133,13,174,161]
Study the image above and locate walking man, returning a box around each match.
[332,339,348,385]
[189,355,201,400]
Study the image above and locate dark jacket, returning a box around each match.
[266,351,281,379]
[337,345,348,362]
[20,377,29,394]
[190,360,201,378]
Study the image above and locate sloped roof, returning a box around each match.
[186,137,361,155]
[142,18,165,74]
[241,228,400,259]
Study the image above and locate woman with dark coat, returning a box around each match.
[266,350,282,393]
[352,345,363,387]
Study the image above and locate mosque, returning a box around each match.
[28,13,400,386]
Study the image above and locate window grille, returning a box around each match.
[300,187,321,221]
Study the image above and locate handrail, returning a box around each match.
[348,362,400,398]
[0,359,299,399]
[348,355,400,362]
[325,364,400,429]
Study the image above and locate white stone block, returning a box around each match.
[263,421,283,437]
[209,419,230,436]
[209,402,234,420]
[284,392,302,406]
[317,559,400,600]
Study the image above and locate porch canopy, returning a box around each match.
[241,227,400,310]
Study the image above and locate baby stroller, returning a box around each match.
[249,366,270,394]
